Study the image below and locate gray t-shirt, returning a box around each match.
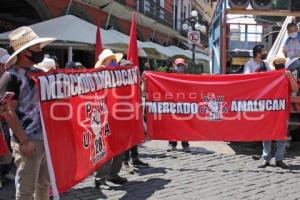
[0,66,43,141]
[244,59,271,74]
[284,37,300,59]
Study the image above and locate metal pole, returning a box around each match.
[66,0,73,15]
[192,44,195,64]
[68,46,73,62]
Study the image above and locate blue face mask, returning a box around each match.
[108,60,118,67]
[175,65,185,73]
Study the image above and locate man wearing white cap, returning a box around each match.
[94,49,128,189]
[0,47,10,76]
[0,26,55,200]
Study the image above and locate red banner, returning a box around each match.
[0,129,8,157]
[145,70,290,141]
[33,66,144,196]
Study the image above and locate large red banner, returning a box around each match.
[33,66,144,196]
[145,70,290,141]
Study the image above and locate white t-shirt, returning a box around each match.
[243,59,271,74]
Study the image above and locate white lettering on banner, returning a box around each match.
[38,69,139,101]
[146,102,198,114]
[231,100,286,112]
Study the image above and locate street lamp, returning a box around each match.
[182,10,206,64]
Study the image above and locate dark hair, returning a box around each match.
[287,22,297,30]
[253,44,265,58]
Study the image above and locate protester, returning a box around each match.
[283,22,300,59]
[0,26,56,199]
[94,49,127,189]
[34,57,56,72]
[65,61,76,69]
[167,58,190,152]
[75,62,86,69]
[0,48,14,190]
[118,59,149,168]
[95,49,123,69]
[245,51,299,169]
[0,48,10,76]
[244,44,271,74]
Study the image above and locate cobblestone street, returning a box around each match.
[2,141,300,200]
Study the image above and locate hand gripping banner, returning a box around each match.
[144,70,291,142]
[32,66,144,197]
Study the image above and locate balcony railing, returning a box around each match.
[140,0,173,28]
[116,0,173,28]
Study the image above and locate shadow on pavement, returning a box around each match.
[189,147,215,155]
[110,178,171,200]
[228,141,300,159]
[139,152,178,159]
[60,187,107,200]
[130,166,172,176]
[228,142,261,156]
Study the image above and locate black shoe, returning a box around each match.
[182,146,191,153]
[107,175,128,185]
[167,146,177,152]
[258,161,270,168]
[94,178,111,190]
[275,160,288,169]
[132,159,149,167]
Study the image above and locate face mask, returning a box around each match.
[260,53,267,60]
[108,60,118,67]
[26,49,44,64]
[274,63,285,70]
[175,65,185,73]
[289,32,298,39]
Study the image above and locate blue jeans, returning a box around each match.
[262,141,286,162]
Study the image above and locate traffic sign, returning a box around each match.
[188,31,200,44]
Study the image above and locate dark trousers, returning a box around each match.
[95,153,124,180]
[169,141,189,148]
[124,145,138,161]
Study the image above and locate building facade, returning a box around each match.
[0,0,214,67]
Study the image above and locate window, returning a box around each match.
[229,24,246,42]
[229,24,262,42]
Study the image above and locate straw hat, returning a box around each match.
[95,49,123,68]
[34,57,56,72]
[5,26,56,69]
[269,56,286,68]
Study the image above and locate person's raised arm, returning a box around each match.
[285,70,299,93]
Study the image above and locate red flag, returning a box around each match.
[95,26,102,64]
[128,12,139,66]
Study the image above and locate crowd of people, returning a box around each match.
[0,21,299,199]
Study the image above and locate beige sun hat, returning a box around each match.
[5,26,56,69]
[269,56,287,69]
[34,57,56,72]
[95,49,123,68]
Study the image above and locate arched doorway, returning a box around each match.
[0,0,50,33]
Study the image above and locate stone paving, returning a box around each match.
[1,141,300,200]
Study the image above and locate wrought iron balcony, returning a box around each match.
[139,0,173,28]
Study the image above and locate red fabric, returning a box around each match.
[145,70,290,141]
[0,129,8,157]
[127,12,139,67]
[33,66,144,194]
[95,26,103,64]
